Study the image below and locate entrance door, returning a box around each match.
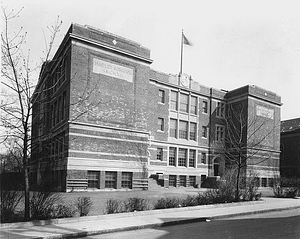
[214,163,219,176]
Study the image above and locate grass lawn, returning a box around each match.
[60,187,208,216]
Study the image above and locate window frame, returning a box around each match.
[121,172,132,189]
[158,89,165,104]
[170,91,178,111]
[87,171,99,188]
[179,93,189,113]
[105,171,117,189]
[179,120,188,139]
[189,122,197,141]
[215,125,225,142]
[169,147,176,166]
[261,178,267,187]
[189,176,196,187]
[170,118,177,138]
[169,175,176,187]
[179,175,186,187]
[216,101,226,118]
[158,117,164,131]
[202,126,207,138]
[201,152,206,164]
[178,148,187,167]
[156,147,163,160]
[190,96,197,115]
[189,149,196,167]
[203,101,208,114]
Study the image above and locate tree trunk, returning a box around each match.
[23,133,30,220]
[24,162,30,220]
[235,166,240,201]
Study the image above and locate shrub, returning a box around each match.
[284,188,298,198]
[74,196,92,217]
[273,185,285,198]
[53,204,77,218]
[0,190,24,223]
[195,192,209,205]
[154,197,180,209]
[124,197,149,212]
[195,189,236,206]
[217,168,237,198]
[180,195,198,207]
[240,173,260,201]
[105,199,123,214]
[30,191,62,220]
[273,177,300,198]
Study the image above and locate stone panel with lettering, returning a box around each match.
[93,58,134,82]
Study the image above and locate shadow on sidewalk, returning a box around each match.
[0,223,90,239]
[84,211,300,239]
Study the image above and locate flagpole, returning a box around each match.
[179,29,183,77]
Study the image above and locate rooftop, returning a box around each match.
[281,118,300,133]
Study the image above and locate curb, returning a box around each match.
[30,205,300,239]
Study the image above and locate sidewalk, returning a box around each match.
[1,197,299,239]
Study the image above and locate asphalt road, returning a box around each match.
[85,209,300,239]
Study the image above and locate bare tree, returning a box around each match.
[216,102,279,201]
[1,7,62,220]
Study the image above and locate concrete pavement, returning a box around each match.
[1,197,299,239]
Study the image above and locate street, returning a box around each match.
[85,209,300,239]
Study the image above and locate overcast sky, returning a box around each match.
[2,0,300,120]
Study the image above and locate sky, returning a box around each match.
[2,0,300,120]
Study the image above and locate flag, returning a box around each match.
[182,33,192,46]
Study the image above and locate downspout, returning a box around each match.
[208,88,213,177]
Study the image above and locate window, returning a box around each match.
[201,175,207,183]
[261,178,267,187]
[169,175,176,187]
[268,178,274,187]
[158,89,165,103]
[201,153,206,164]
[169,147,176,166]
[190,122,197,141]
[216,102,225,118]
[179,175,186,186]
[202,126,207,138]
[170,91,178,110]
[180,93,189,113]
[215,125,225,142]
[254,177,260,187]
[189,176,196,187]
[121,172,132,189]
[88,171,99,188]
[178,148,187,167]
[179,121,188,139]
[189,149,196,167]
[157,148,163,160]
[158,118,164,131]
[105,171,117,189]
[190,96,197,115]
[203,101,208,113]
[170,119,177,138]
